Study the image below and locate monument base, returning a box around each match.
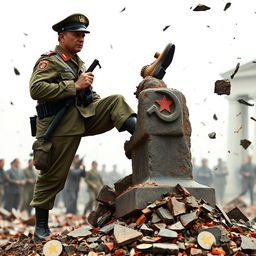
[115,179,215,218]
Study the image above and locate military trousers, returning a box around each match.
[30,94,135,209]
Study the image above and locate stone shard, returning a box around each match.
[226,207,249,222]
[151,212,161,223]
[167,221,185,231]
[230,62,240,79]
[167,197,186,216]
[237,98,254,106]
[215,205,232,227]
[214,79,231,95]
[156,207,174,224]
[224,2,231,11]
[139,224,154,235]
[67,227,91,238]
[96,185,116,206]
[114,174,132,196]
[152,243,179,254]
[180,212,198,227]
[99,223,115,234]
[208,132,216,139]
[158,228,178,238]
[240,139,251,149]
[200,203,215,213]
[240,235,256,250]
[175,184,191,196]
[113,224,143,246]
[185,196,199,209]
[193,4,211,11]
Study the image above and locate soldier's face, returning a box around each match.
[60,31,85,54]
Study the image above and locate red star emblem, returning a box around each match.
[155,95,173,112]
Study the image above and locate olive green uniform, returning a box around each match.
[30,45,135,209]
[84,168,104,214]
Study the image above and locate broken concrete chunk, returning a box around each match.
[240,139,251,149]
[193,4,211,11]
[158,228,178,238]
[180,212,198,227]
[114,174,132,196]
[152,223,166,231]
[99,223,115,234]
[201,203,215,213]
[152,243,179,254]
[140,224,154,235]
[241,235,256,250]
[224,2,231,11]
[185,196,199,209]
[227,207,249,223]
[214,79,231,95]
[67,227,91,238]
[96,185,116,206]
[151,212,161,223]
[167,221,185,231]
[156,207,174,224]
[197,231,216,250]
[175,184,190,196]
[208,132,216,139]
[113,224,143,246]
[167,197,186,216]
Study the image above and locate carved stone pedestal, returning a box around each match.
[115,78,215,218]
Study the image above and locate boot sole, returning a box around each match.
[152,43,175,79]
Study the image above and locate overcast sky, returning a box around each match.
[0,0,256,172]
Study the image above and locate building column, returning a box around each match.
[226,96,249,197]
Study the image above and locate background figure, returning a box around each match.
[19,159,37,215]
[214,158,229,205]
[238,155,256,206]
[192,157,199,181]
[64,155,86,214]
[195,158,214,187]
[5,159,25,211]
[0,159,7,207]
[84,161,104,216]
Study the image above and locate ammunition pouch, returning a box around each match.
[32,139,53,172]
[36,98,76,119]
[30,115,37,137]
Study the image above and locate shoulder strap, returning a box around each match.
[53,53,78,79]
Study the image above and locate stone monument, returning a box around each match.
[115,76,215,217]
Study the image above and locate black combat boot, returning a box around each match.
[119,115,137,135]
[34,207,51,241]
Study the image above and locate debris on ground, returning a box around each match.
[3,184,256,255]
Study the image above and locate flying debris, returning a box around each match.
[208,132,216,139]
[14,67,20,75]
[237,99,254,107]
[193,4,211,11]
[214,79,231,95]
[163,25,170,32]
[23,32,28,36]
[120,7,126,13]
[230,63,240,79]
[240,139,251,150]
[10,101,14,105]
[213,114,218,120]
[250,117,256,122]
[110,44,113,49]
[224,2,231,11]
[234,125,243,134]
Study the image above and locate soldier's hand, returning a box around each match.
[75,72,94,90]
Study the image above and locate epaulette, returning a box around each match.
[41,51,56,57]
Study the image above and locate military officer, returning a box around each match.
[29,13,172,241]
[84,161,103,215]
[19,159,37,215]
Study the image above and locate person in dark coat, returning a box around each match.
[5,159,25,211]
[238,155,256,206]
[194,158,213,187]
[64,155,86,214]
[0,159,7,207]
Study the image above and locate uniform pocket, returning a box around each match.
[32,139,52,172]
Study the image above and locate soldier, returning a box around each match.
[213,158,229,205]
[19,159,37,215]
[0,159,7,207]
[5,159,25,211]
[192,157,199,181]
[84,161,103,216]
[63,155,85,214]
[29,13,172,241]
[195,158,214,187]
[238,155,256,206]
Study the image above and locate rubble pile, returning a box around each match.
[2,184,256,255]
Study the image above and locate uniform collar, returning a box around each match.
[55,45,84,70]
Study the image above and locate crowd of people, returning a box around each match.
[193,155,256,206]
[0,155,123,216]
[1,155,256,217]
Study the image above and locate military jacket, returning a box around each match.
[23,167,37,190]
[30,45,101,138]
[85,169,104,190]
[6,167,26,194]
